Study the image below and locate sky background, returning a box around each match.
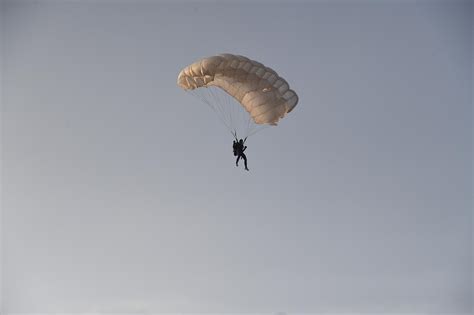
[1,0,472,313]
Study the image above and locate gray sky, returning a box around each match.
[1,0,472,313]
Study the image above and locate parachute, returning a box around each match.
[177,54,298,138]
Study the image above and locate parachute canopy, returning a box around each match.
[177,54,298,127]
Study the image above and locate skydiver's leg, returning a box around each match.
[236,155,241,167]
[241,153,249,171]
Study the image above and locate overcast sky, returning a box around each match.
[1,0,472,313]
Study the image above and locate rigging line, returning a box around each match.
[209,87,228,129]
[187,90,233,134]
[226,91,233,131]
[218,88,231,129]
[205,88,226,128]
[222,87,237,136]
[221,88,233,131]
[224,89,235,131]
[245,114,253,139]
[247,124,270,137]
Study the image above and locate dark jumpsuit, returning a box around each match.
[233,139,249,171]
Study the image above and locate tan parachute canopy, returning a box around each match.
[177,54,298,125]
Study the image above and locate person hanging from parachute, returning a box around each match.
[233,136,249,171]
[177,54,298,171]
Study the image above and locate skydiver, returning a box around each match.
[233,138,249,171]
